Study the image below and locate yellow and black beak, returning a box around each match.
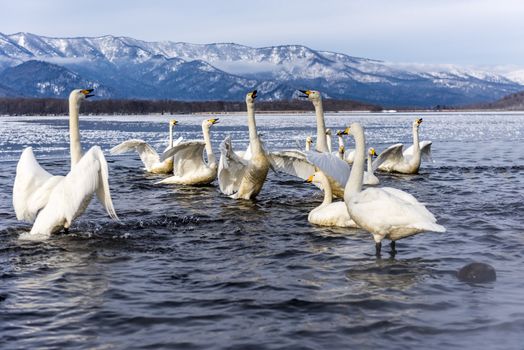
[305,174,314,183]
[298,89,311,98]
[170,119,178,126]
[81,89,94,98]
[370,148,378,157]
[250,90,257,99]
[209,118,220,125]
[416,118,423,125]
[337,128,349,136]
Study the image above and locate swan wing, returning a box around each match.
[403,141,432,161]
[161,136,185,155]
[269,151,316,180]
[372,143,404,170]
[13,147,61,222]
[218,136,247,195]
[110,139,160,170]
[305,151,351,187]
[168,141,207,176]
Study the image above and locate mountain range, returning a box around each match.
[0,32,523,107]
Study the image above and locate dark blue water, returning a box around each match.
[1,112,523,349]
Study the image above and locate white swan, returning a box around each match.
[305,136,313,151]
[309,123,445,255]
[218,90,270,199]
[335,130,346,159]
[156,118,219,185]
[299,90,329,153]
[110,119,182,174]
[306,172,358,228]
[373,118,431,174]
[13,89,119,240]
[364,148,380,186]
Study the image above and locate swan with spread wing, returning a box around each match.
[13,89,119,240]
[110,119,182,174]
[218,90,270,200]
[307,122,445,256]
[372,118,432,174]
[157,118,219,185]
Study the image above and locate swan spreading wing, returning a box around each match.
[218,136,248,196]
[269,150,316,180]
[110,139,160,171]
[403,141,433,161]
[161,140,208,175]
[13,147,63,222]
[372,143,404,170]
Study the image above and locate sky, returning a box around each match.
[1,0,523,66]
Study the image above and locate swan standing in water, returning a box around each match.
[156,118,219,185]
[373,118,431,174]
[13,89,119,240]
[218,90,270,200]
[110,119,182,174]
[309,123,445,256]
[306,172,358,228]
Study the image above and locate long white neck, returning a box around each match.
[326,134,332,153]
[69,97,82,168]
[411,124,421,166]
[317,171,333,206]
[344,124,365,199]
[169,123,174,148]
[367,153,373,173]
[202,124,216,166]
[247,101,262,154]
[305,141,311,152]
[313,100,328,153]
[338,136,345,148]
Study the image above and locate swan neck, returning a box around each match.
[169,123,174,148]
[326,134,332,153]
[318,172,332,206]
[411,124,421,165]
[313,100,328,152]
[345,126,365,198]
[367,153,373,173]
[338,136,344,148]
[202,124,216,165]
[69,98,82,168]
[305,142,310,152]
[247,101,262,154]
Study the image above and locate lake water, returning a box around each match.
[0,112,523,349]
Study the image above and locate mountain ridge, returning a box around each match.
[0,32,523,107]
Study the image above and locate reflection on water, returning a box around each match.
[0,112,524,349]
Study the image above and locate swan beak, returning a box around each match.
[170,120,178,125]
[250,90,257,99]
[338,129,349,136]
[344,127,350,135]
[298,89,311,98]
[210,118,220,124]
[416,118,423,125]
[370,148,378,157]
[81,89,94,98]
[305,175,314,183]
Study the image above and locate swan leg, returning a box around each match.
[375,242,382,256]
[390,241,397,254]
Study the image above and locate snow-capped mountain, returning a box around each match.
[0,32,522,107]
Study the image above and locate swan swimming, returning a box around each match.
[309,123,445,255]
[306,172,358,228]
[373,118,431,174]
[110,119,182,174]
[218,90,270,200]
[157,118,219,185]
[13,89,119,240]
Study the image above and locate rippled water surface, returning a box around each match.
[1,112,523,349]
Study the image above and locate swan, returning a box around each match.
[299,90,329,153]
[306,172,358,228]
[110,119,182,174]
[308,123,445,256]
[218,90,270,199]
[156,118,219,185]
[335,130,346,159]
[13,89,119,240]
[372,118,431,174]
[364,148,380,186]
[305,136,313,151]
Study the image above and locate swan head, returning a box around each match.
[245,90,257,104]
[306,136,313,145]
[169,119,178,126]
[337,128,349,136]
[325,128,332,136]
[368,147,378,157]
[414,118,423,127]
[338,145,345,153]
[298,89,322,102]
[203,118,220,128]
[69,89,94,106]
